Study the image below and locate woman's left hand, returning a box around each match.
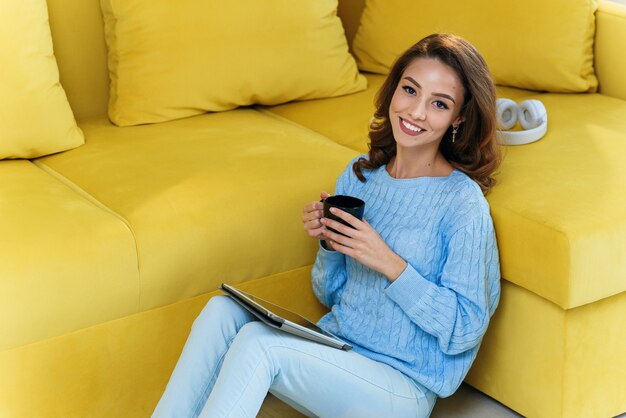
[321,208,407,282]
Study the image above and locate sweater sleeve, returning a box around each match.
[312,244,347,308]
[311,157,361,308]
[384,210,500,355]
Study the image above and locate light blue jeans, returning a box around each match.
[152,295,436,418]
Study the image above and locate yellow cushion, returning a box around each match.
[0,160,138,350]
[489,93,626,308]
[38,110,358,310]
[0,0,84,160]
[352,0,598,93]
[100,0,366,126]
[264,73,539,153]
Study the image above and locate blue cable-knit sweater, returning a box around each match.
[313,156,501,398]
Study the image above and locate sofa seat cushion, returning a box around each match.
[267,85,626,309]
[490,92,626,309]
[37,109,358,311]
[264,74,541,153]
[0,160,139,350]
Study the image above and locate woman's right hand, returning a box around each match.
[302,191,331,239]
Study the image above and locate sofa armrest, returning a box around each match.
[595,0,626,100]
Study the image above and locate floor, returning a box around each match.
[429,384,522,418]
[258,383,523,418]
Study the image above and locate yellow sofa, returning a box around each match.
[1,0,625,417]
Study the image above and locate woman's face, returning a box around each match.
[389,57,465,151]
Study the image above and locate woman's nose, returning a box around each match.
[408,98,427,121]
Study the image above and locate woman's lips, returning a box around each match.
[399,117,426,137]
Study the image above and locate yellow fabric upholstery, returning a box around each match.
[45,0,621,123]
[0,0,84,159]
[337,0,366,48]
[264,74,537,153]
[0,160,138,351]
[0,266,324,418]
[100,0,366,126]
[595,0,626,100]
[47,0,110,122]
[466,280,626,418]
[37,110,358,311]
[490,93,626,308]
[263,74,384,152]
[352,0,598,93]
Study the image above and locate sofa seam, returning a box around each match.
[31,159,142,312]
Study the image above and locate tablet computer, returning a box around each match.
[221,283,352,351]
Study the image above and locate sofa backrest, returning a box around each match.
[47,0,626,124]
[337,0,365,48]
[594,0,626,101]
[47,0,109,122]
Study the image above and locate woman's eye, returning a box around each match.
[434,100,449,110]
[402,85,416,95]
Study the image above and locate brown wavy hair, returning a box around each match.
[353,33,501,194]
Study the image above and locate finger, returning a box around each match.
[321,224,354,248]
[320,191,331,200]
[305,203,326,216]
[327,207,362,229]
[326,239,355,257]
[304,218,323,230]
[308,226,325,238]
[302,210,323,223]
[305,201,325,214]
[303,201,320,214]
[320,217,355,238]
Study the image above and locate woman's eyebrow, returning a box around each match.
[404,76,456,104]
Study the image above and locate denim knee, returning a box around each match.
[192,295,237,330]
[236,321,272,339]
[233,321,281,349]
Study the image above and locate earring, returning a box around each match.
[452,126,458,143]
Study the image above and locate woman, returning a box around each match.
[153,33,501,418]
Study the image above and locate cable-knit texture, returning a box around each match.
[313,156,500,397]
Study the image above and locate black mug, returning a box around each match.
[323,195,365,236]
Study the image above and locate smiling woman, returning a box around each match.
[154,33,502,418]
[354,33,501,193]
[297,33,502,417]
[388,58,465,178]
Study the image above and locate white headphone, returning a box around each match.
[496,98,548,146]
